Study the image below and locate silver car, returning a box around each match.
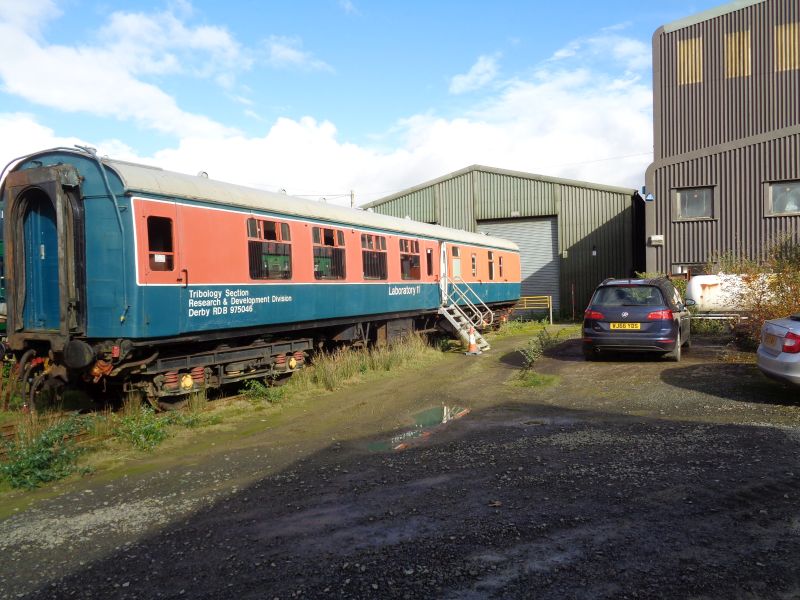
[757,314,800,386]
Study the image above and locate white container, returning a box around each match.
[686,274,744,313]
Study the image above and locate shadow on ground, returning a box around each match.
[661,362,796,405]
[10,398,800,600]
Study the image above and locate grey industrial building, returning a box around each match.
[363,165,644,316]
[645,0,800,274]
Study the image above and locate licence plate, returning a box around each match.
[610,323,641,330]
[764,333,781,350]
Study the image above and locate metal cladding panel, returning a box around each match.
[369,187,436,223]
[559,186,636,314]
[649,133,800,273]
[476,218,560,311]
[655,0,800,160]
[436,174,474,231]
[473,170,556,220]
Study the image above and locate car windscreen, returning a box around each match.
[592,285,665,307]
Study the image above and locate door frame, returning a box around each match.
[4,165,84,351]
[439,242,448,305]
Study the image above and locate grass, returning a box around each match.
[509,371,559,388]
[0,334,446,491]
[290,334,441,392]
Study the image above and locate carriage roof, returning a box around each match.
[100,157,518,251]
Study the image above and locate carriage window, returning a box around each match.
[471,254,477,277]
[400,238,421,280]
[452,246,460,257]
[361,233,387,280]
[147,216,174,271]
[499,255,504,278]
[313,226,346,280]
[488,251,495,280]
[247,218,292,279]
[426,248,433,276]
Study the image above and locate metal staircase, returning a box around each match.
[438,276,493,352]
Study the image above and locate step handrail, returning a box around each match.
[441,275,494,327]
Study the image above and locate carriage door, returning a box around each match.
[23,192,59,330]
[439,242,448,305]
[136,199,185,332]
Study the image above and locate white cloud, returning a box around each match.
[0,0,60,36]
[0,17,653,206]
[449,54,500,94]
[98,8,248,79]
[339,0,360,16]
[548,30,650,73]
[265,36,333,72]
[0,3,242,138]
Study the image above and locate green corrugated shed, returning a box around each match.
[363,165,645,316]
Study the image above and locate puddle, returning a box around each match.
[368,406,470,452]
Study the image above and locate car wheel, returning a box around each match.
[665,332,682,362]
[682,331,692,349]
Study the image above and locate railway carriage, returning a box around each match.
[0,147,520,404]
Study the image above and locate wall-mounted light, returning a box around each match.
[591,245,597,257]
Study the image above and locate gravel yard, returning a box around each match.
[2,333,800,599]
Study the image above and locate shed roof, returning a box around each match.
[362,164,636,209]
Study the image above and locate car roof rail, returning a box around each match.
[600,277,616,285]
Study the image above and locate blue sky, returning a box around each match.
[0,0,725,203]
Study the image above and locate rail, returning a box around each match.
[514,295,553,325]
[442,275,494,328]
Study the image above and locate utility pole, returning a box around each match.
[350,190,355,208]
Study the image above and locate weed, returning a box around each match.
[0,414,88,489]
[113,398,169,451]
[242,379,287,404]
[518,337,544,369]
[517,327,570,369]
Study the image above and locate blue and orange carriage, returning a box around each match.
[0,147,520,403]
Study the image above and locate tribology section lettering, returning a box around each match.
[188,288,293,318]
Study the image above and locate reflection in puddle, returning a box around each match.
[370,406,470,452]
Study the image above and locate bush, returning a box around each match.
[708,236,800,345]
[0,415,88,489]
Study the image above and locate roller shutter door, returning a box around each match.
[477,218,560,311]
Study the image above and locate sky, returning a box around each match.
[0,0,726,206]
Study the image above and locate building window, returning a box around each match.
[247,218,292,280]
[678,37,703,85]
[471,253,477,277]
[400,238,420,280]
[488,251,495,280]
[313,226,346,280]
[147,216,174,271]
[725,30,751,78]
[769,181,800,215]
[361,233,387,280]
[675,187,714,220]
[775,23,799,72]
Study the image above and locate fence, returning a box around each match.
[513,296,553,324]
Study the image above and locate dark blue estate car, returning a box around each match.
[583,278,694,362]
